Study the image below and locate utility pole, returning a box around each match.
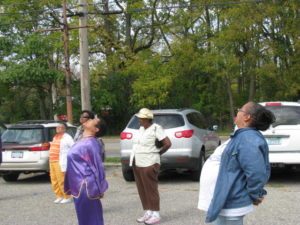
[62,0,73,123]
[78,0,91,110]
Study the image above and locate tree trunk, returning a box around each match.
[225,76,235,124]
[125,13,132,49]
[248,73,256,101]
[38,89,47,119]
[205,6,212,51]
[102,0,113,56]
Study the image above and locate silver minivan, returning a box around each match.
[120,109,220,181]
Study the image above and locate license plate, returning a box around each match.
[11,151,23,158]
[266,137,281,145]
[271,163,285,168]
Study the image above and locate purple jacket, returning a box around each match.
[64,137,108,198]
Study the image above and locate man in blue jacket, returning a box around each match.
[198,102,275,225]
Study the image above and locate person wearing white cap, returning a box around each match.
[130,108,171,225]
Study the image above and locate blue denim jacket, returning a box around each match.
[206,128,270,223]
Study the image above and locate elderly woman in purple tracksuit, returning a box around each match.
[64,117,108,225]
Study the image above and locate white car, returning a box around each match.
[0,120,76,182]
[260,101,300,168]
[120,109,220,181]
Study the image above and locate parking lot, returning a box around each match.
[0,166,300,225]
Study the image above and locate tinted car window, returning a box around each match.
[127,116,140,129]
[47,127,76,141]
[127,114,185,129]
[49,127,57,140]
[2,128,43,144]
[186,112,207,129]
[154,114,185,129]
[266,106,300,126]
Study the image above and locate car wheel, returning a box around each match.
[191,151,205,181]
[2,173,20,182]
[122,165,135,182]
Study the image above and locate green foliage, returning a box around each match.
[0,1,68,121]
[0,0,299,132]
[129,53,172,108]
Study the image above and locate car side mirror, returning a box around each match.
[212,125,218,131]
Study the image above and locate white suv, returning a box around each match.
[260,102,300,168]
[0,120,76,182]
[120,109,220,181]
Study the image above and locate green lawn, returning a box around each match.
[105,157,120,163]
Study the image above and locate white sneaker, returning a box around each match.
[136,213,152,223]
[53,198,63,204]
[60,198,73,204]
[144,215,161,225]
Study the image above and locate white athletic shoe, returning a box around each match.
[136,213,152,223]
[53,198,63,204]
[60,198,73,204]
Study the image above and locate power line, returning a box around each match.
[0,0,265,29]
[0,8,63,16]
[0,16,64,27]
[127,0,264,13]
[0,0,264,17]
[0,1,77,8]
[0,20,44,27]
[72,0,265,16]
[0,4,78,16]
[0,2,35,6]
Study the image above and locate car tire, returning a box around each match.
[2,173,20,182]
[191,151,205,181]
[122,165,135,182]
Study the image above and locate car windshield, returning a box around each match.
[2,128,43,144]
[265,106,300,127]
[127,114,185,129]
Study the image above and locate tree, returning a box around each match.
[0,0,78,121]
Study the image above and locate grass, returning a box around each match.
[105,157,120,163]
[216,127,234,136]
[217,131,231,136]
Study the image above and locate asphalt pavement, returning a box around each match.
[103,137,121,158]
[1,136,299,225]
[1,166,300,225]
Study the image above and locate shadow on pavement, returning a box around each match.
[158,168,300,184]
[11,173,50,184]
[158,170,196,183]
[269,168,300,184]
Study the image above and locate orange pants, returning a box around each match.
[49,161,70,199]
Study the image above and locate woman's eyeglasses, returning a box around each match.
[236,108,247,114]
